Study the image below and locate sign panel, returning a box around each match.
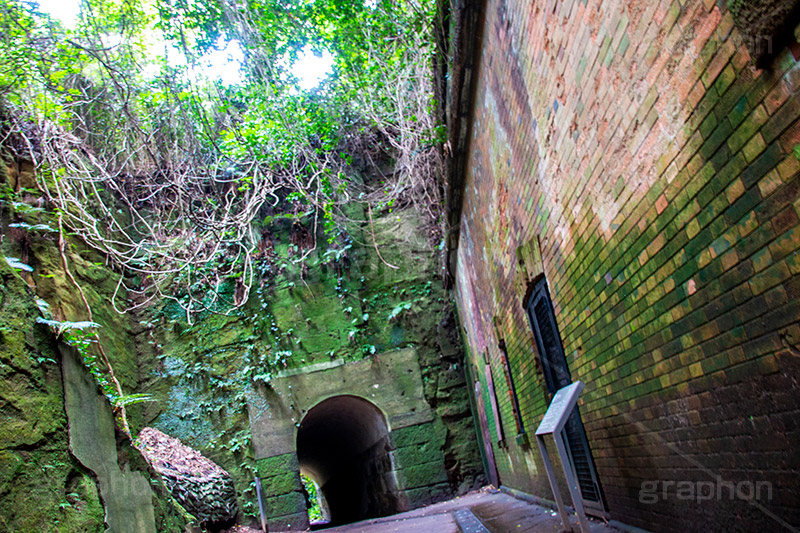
[535,380,584,435]
[535,380,590,533]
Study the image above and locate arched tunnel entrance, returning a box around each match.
[296,395,399,526]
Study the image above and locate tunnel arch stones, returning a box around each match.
[296,395,398,525]
[247,348,451,530]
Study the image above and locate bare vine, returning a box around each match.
[1,0,445,322]
[57,214,132,437]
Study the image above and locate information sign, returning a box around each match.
[535,381,590,533]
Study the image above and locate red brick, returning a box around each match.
[452,1,800,530]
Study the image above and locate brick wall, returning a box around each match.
[452,0,800,530]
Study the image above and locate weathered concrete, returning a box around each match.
[61,345,157,533]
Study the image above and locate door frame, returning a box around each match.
[525,276,609,518]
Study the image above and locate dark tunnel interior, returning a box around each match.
[296,395,399,526]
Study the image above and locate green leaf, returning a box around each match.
[114,394,156,407]
[4,257,32,272]
[388,301,413,320]
[8,222,55,233]
[253,372,272,384]
[35,298,52,318]
[36,317,101,336]
[10,201,45,213]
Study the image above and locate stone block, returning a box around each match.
[392,440,445,467]
[265,491,306,517]
[256,453,299,478]
[260,471,302,496]
[401,482,451,508]
[390,420,445,448]
[266,511,310,532]
[395,461,448,490]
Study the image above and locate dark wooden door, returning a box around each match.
[526,277,607,516]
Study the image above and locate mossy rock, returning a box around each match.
[0,256,106,532]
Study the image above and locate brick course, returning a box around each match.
[451,0,800,530]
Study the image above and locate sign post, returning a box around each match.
[535,381,590,533]
[255,476,269,532]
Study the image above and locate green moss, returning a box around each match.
[57,472,105,533]
[260,472,302,496]
[396,462,448,490]
[393,440,444,466]
[1,162,189,532]
[0,259,106,532]
[257,453,300,476]
[391,420,446,448]
[134,207,481,518]
[265,491,306,517]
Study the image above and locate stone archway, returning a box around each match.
[248,348,452,530]
[296,395,399,526]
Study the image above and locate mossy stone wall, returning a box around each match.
[1,155,484,528]
[0,159,189,532]
[141,207,485,522]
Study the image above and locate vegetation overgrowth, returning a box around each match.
[1,0,446,322]
[0,0,448,441]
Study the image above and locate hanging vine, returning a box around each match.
[1,0,446,322]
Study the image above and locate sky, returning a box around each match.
[293,48,335,90]
[35,0,80,29]
[32,0,333,88]
[198,39,246,86]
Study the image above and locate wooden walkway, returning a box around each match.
[311,490,619,533]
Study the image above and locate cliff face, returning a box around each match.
[0,247,189,532]
[0,153,484,529]
[0,244,104,531]
[0,157,189,531]
[137,205,485,522]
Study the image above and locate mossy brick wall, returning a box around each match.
[453,0,800,531]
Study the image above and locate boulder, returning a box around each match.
[137,428,238,528]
